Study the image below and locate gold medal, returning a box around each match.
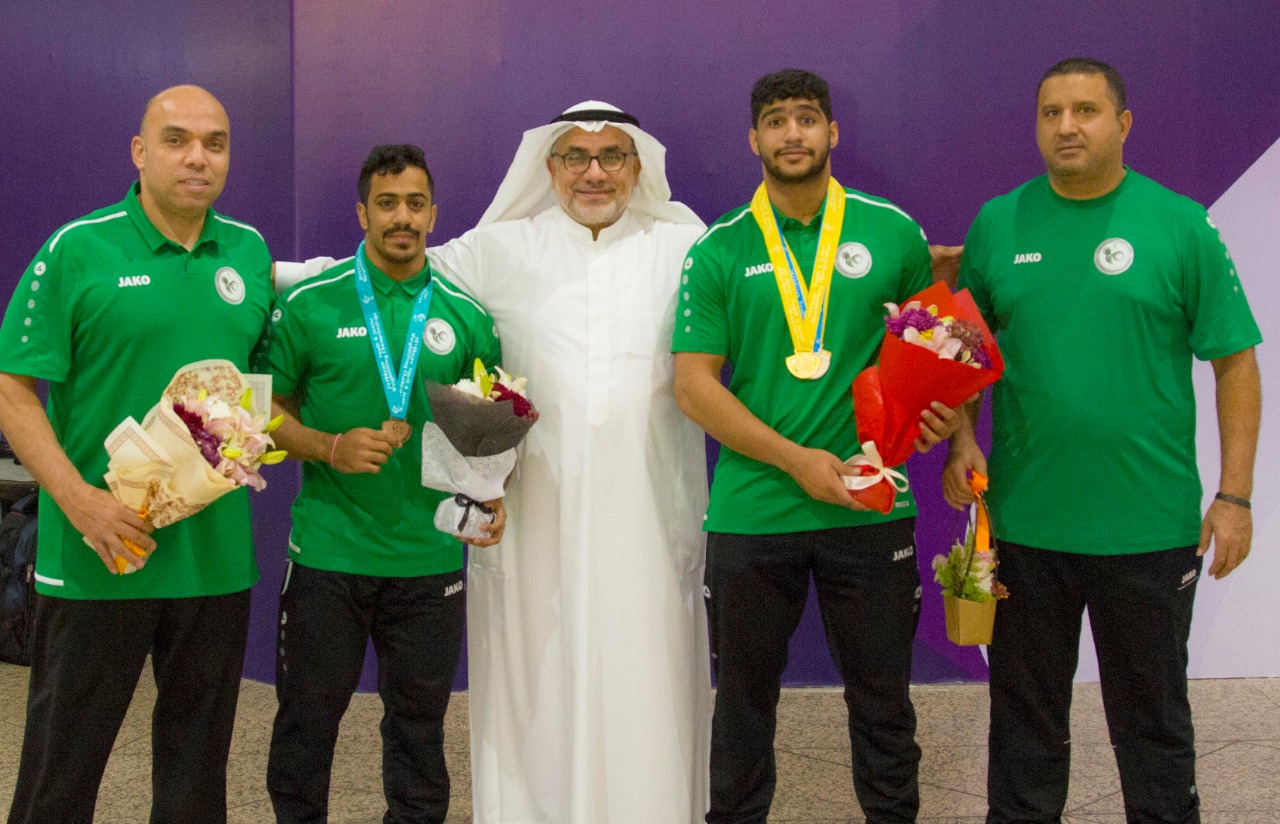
[750,178,846,381]
[785,349,831,380]
[383,418,412,447]
[811,349,831,379]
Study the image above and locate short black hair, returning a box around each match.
[1039,58,1127,112]
[358,144,434,203]
[751,69,833,126]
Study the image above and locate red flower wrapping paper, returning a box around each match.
[846,281,1005,513]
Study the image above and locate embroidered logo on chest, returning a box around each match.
[215,267,246,304]
[424,318,456,355]
[1013,252,1042,265]
[835,242,872,278]
[117,275,152,288]
[1094,238,1134,276]
[335,326,367,339]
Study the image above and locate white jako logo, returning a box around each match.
[424,318,456,354]
[215,267,246,304]
[1094,238,1134,276]
[835,242,872,278]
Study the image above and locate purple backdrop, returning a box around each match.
[290,0,1280,688]
[3,0,1279,690]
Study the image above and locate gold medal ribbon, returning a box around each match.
[749,177,846,378]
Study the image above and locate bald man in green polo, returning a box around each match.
[0,86,272,824]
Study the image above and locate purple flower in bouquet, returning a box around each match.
[491,381,534,420]
[171,389,286,491]
[173,402,224,468]
[885,300,993,370]
[885,304,940,337]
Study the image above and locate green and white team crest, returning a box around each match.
[834,241,875,280]
[1094,238,1134,276]
[424,318,456,354]
[836,242,872,278]
[215,266,246,304]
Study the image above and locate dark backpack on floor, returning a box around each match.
[0,491,38,665]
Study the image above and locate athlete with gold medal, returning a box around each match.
[674,70,964,823]
[750,176,845,379]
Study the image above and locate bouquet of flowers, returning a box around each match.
[932,471,1007,645]
[421,359,539,540]
[101,359,285,573]
[845,281,1004,513]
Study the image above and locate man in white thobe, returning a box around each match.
[279,102,711,823]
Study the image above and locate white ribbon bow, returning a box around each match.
[842,441,910,492]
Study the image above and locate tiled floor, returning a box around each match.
[0,663,1277,822]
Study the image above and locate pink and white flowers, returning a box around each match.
[172,387,286,491]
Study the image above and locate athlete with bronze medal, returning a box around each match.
[354,239,432,449]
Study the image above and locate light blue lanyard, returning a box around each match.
[354,241,434,419]
[774,215,827,354]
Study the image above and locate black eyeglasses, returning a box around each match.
[549,149,636,174]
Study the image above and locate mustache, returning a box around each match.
[383,226,419,236]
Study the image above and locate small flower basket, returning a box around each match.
[942,592,997,646]
[932,471,1007,646]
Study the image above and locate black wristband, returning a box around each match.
[1215,492,1251,510]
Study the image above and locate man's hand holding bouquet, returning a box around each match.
[98,359,285,574]
[845,281,1005,513]
[421,360,538,543]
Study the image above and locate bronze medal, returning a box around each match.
[383,418,413,447]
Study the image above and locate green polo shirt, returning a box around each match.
[266,251,502,576]
[0,183,271,599]
[959,170,1261,553]
[673,186,933,534]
